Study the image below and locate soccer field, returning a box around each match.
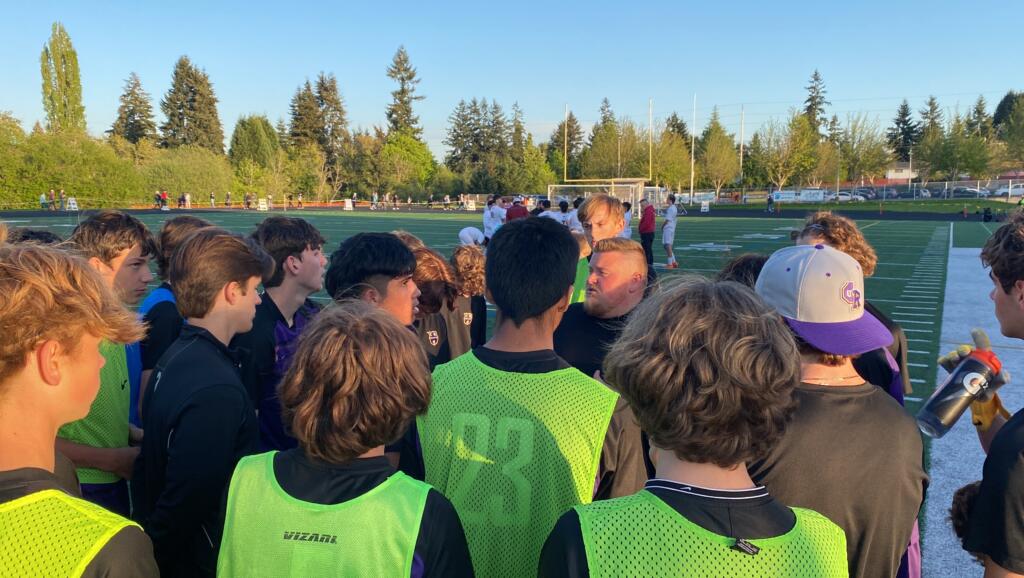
[4,208,956,419]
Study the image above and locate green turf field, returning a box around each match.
[713,197,1017,214]
[4,208,963,418]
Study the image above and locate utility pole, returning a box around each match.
[690,93,696,205]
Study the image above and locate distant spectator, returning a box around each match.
[505,197,530,221]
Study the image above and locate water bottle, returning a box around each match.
[916,350,1002,438]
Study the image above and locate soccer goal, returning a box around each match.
[547,179,647,207]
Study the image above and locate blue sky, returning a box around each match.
[1,1,1017,158]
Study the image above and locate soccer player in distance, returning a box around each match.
[232,216,326,450]
[0,238,158,576]
[217,303,473,577]
[132,228,273,577]
[662,193,680,269]
[417,217,646,578]
[325,232,421,327]
[749,244,926,578]
[540,276,848,577]
[59,211,156,516]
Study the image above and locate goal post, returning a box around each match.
[547,179,647,207]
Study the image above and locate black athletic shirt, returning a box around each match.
[553,303,629,378]
[538,479,795,578]
[132,325,259,577]
[388,347,648,500]
[140,283,184,371]
[0,468,159,577]
[270,450,474,577]
[964,408,1024,573]
[747,382,927,578]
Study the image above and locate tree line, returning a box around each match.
[5,23,1024,208]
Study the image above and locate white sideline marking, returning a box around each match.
[905,396,923,402]
[909,363,929,368]
[892,320,935,325]
[908,350,930,355]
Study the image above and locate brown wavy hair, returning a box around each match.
[797,211,877,276]
[451,245,485,297]
[982,211,1024,293]
[169,228,274,318]
[412,247,459,314]
[0,237,144,385]
[156,216,213,279]
[278,301,431,463]
[68,210,157,264]
[603,276,800,467]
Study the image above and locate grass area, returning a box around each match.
[952,221,997,248]
[709,197,1018,214]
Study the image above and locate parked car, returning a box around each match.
[993,184,1024,197]
[917,188,932,198]
[853,187,875,199]
[952,187,990,198]
[836,192,866,202]
[876,187,898,199]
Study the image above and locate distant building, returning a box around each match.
[886,162,919,181]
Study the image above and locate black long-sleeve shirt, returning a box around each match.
[131,325,258,577]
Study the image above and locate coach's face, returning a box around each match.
[585,251,645,319]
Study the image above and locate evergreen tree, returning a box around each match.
[919,96,944,135]
[966,95,993,138]
[665,112,690,144]
[511,103,526,163]
[1004,99,1024,165]
[229,115,279,168]
[444,99,474,173]
[159,56,225,153]
[316,73,349,166]
[275,118,291,151]
[886,99,920,162]
[993,91,1023,131]
[289,80,322,148]
[826,115,843,146]
[803,69,830,136]
[547,111,584,179]
[40,22,86,133]
[385,46,424,138]
[484,101,509,156]
[590,98,617,144]
[110,72,156,143]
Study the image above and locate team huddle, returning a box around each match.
[2,195,1024,577]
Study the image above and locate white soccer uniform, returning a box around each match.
[539,210,562,222]
[459,227,485,246]
[619,210,633,238]
[567,209,583,233]
[662,204,678,246]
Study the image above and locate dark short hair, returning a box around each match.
[667,194,676,203]
[279,301,431,463]
[170,228,274,318]
[69,210,156,263]
[156,216,213,279]
[541,199,552,209]
[486,217,578,326]
[325,233,416,300]
[559,200,569,212]
[622,201,632,212]
[716,254,769,288]
[251,216,326,288]
[7,228,62,245]
[604,276,800,468]
[982,211,1024,293]
[573,197,583,209]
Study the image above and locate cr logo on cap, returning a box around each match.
[841,282,862,310]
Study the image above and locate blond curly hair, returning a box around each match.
[798,211,878,277]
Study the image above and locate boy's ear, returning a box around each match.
[224,281,243,306]
[35,340,63,386]
[361,286,380,305]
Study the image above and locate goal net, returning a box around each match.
[547,179,647,207]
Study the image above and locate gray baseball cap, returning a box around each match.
[755,244,893,355]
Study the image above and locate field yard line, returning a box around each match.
[894,312,936,317]
[859,221,881,230]
[949,222,953,251]
[908,350,930,354]
[903,328,935,333]
[892,319,935,325]
[908,363,929,368]
[982,222,995,235]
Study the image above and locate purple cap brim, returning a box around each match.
[785,310,894,356]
